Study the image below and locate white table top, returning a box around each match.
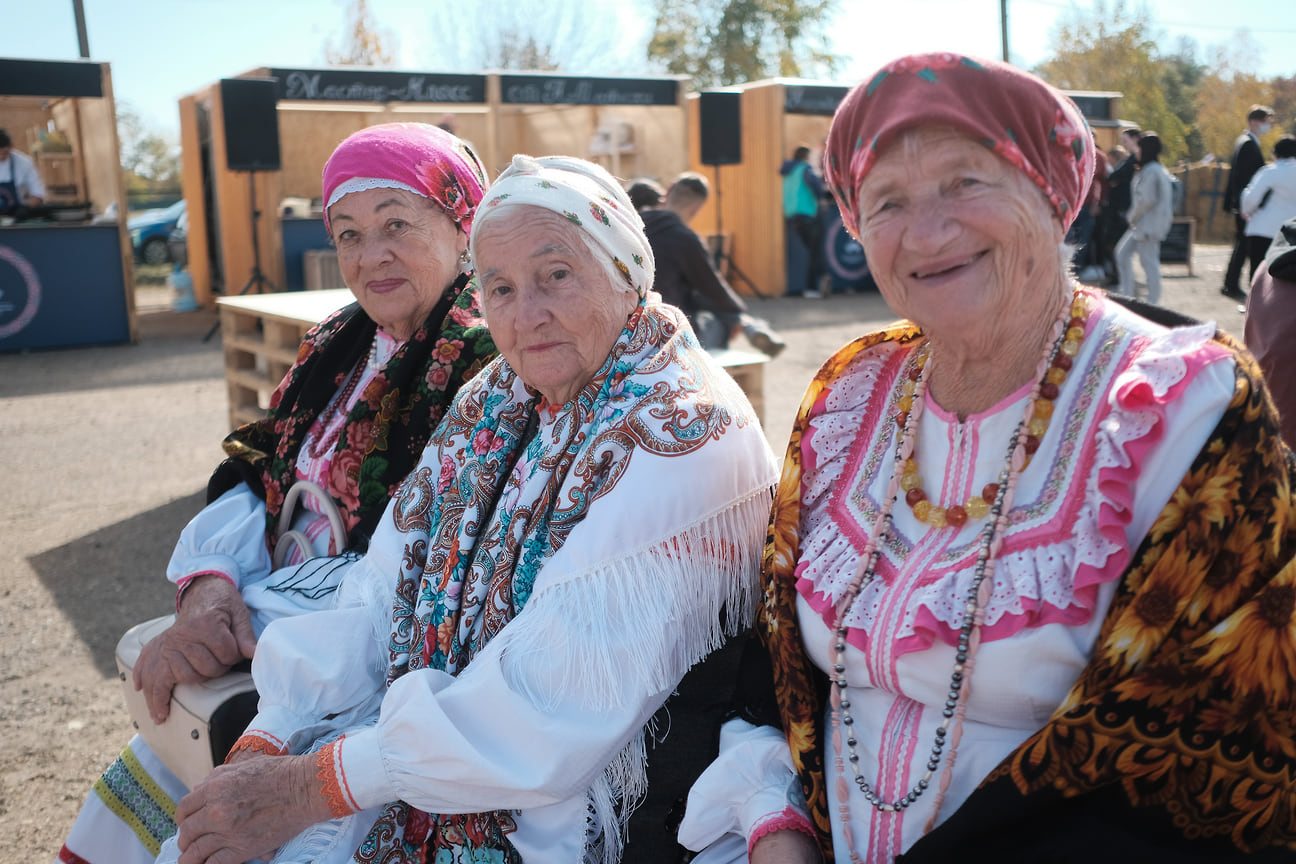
[216,290,770,368]
[217,289,354,326]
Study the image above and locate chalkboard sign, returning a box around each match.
[267,68,486,104]
[0,58,103,98]
[1160,219,1193,266]
[498,74,678,106]
[784,85,850,115]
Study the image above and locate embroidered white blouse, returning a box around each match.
[679,297,1237,863]
[164,330,400,633]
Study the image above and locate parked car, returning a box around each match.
[129,199,186,266]
[167,209,188,269]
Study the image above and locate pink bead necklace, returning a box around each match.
[306,335,381,460]
[827,290,1088,859]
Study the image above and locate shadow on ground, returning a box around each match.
[0,309,222,399]
[28,490,206,677]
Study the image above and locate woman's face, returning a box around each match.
[474,208,637,406]
[854,127,1064,346]
[328,187,466,341]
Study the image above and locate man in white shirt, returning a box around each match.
[0,128,47,214]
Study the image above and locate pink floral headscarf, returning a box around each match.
[321,122,489,234]
[824,53,1094,237]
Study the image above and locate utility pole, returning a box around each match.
[72,0,91,58]
[1000,0,1009,62]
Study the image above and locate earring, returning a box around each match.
[458,249,472,274]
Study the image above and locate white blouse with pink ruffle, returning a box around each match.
[679,296,1237,863]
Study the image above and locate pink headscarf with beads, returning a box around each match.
[321,122,489,235]
[823,53,1094,238]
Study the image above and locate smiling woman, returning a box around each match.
[329,187,467,341]
[678,53,1296,864]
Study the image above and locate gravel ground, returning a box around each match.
[0,245,1248,863]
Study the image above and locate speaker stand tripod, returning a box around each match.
[709,164,773,299]
[203,171,278,342]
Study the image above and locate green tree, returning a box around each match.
[323,0,395,67]
[647,0,840,89]
[1193,35,1286,162]
[117,102,181,187]
[1036,0,1189,162]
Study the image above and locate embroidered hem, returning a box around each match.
[316,737,361,818]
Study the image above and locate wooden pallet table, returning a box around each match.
[216,290,354,429]
[217,290,769,429]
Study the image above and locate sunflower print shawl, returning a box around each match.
[756,323,1296,861]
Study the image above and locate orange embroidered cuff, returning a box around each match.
[225,730,288,762]
[316,736,362,818]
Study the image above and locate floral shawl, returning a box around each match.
[754,323,1296,861]
[211,273,494,551]
[354,300,776,864]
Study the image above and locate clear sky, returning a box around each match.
[2,0,1290,141]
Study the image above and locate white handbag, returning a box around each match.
[115,614,259,790]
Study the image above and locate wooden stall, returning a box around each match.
[0,58,134,352]
[687,79,1126,298]
[686,79,849,299]
[179,67,690,306]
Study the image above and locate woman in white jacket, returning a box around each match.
[1241,135,1296,274]
[1115,132,1174,304]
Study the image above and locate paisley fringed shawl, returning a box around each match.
[356,300,777,864]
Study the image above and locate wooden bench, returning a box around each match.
[217,290,770,429]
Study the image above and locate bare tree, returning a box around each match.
[323,0,397,67]
[418,0,641,74]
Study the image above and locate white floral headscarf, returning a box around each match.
[470,154,655,298]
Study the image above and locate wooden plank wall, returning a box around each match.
[0,98,50,151]
[178,94,212,304]
[275,107,491,199]
[688,86,787,298]
[179,74,688,307]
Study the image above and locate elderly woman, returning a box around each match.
[159,155,777,864]
[678,54,1296,863]
[58,122,496,864]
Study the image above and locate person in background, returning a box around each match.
[1245,217,1296,447]
[57,122,497,864]
[1115,132,1174,304]
[1241,135,1296,272]
[1222,105,1277,300]
[641,172,786,357]
[1096,127,1141,284]
[158,154,778,864]
[1071,132,1109,281]
[678,52,1296,863]
[0,127,46,214]
[627,177,666,212]
[781,145,827,297]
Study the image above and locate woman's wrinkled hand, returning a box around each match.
[749,828,823,864]
[134,575,257,723]
[175,754,328,864]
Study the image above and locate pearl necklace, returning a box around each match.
[306,334,382,460]
[899,296,1090,527]
[828,290,1089,857]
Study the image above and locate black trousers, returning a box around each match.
[1246,235,1273,282]
[1224,214,1253,291]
